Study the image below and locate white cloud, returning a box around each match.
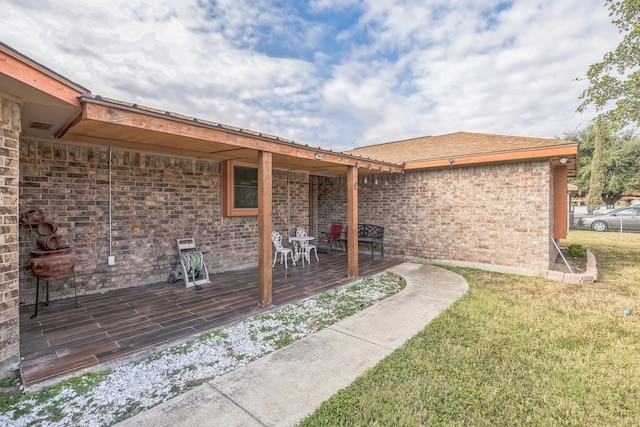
[0,0,623,151]
[309,0,360,12]
[321,0,622,144]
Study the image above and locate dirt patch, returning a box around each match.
[552,248,587,273]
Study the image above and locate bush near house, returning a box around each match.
[567,243,587,258]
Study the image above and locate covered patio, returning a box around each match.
[19,252,404,388]
[0,42,406,384]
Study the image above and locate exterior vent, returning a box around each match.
[28,121,54,131]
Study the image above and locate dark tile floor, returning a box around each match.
[19,252,404,388]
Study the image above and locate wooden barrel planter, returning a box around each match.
[23,209,78,318]
[29,247,76,279]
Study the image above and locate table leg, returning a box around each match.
[298,242,306,266]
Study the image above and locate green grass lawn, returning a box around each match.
[300,231,640,426]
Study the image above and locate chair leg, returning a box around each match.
[312,246,319,261]
[272,251,277,267]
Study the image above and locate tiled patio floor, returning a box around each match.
[19,252,404,388]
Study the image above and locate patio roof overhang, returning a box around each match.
[1,43,403,177]
[57,95,403,176]
[0,42,86,140]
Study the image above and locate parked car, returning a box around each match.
[579,205,640,232]
[592,207,615,215]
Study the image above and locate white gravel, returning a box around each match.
[1,273,404,427]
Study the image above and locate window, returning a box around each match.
[618,207,640,216]
[233,165,258,209]
[222,161,259,216]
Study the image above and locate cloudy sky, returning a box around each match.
[1,0,621,151]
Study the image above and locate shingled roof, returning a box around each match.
[345,131,579,176]
[346,131,569,162]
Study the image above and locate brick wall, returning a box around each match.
[272,170,310,237]
[17,138,557,304]
[0,96,21,376]
[313,161,553,274]
[19,139,309,304]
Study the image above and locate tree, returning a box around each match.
[577,0,640,206]
[566,122,640,206]
[587,119,606,206]
[577,0,640,128]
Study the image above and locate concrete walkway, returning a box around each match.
[117,262,468,427]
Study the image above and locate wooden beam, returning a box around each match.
[404,146,579,170]
[554,165,568,240]
[258,151,273,306]
[347,166,358,278]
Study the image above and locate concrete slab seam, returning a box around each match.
[206,381,268,427]
[326,324,397,351]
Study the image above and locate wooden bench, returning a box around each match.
[339,224,384,258]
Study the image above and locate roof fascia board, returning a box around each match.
[404,145,579,170]
[0,45,85,106]
[75,98,403,172]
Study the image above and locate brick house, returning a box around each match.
[313,132,577,275]
[0,42,577,377]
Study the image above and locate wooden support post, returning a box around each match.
[554,165,568,239]
[347,166,358,278]
[258,151,273,306]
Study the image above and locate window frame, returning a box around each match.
[221,160,259,217]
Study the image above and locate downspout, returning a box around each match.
[108,147,114,265]
[287,170,291,234]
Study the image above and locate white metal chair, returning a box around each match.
[296,228,319,264]
[271,231,295,268]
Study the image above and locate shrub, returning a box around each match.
[568,244,587,258]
